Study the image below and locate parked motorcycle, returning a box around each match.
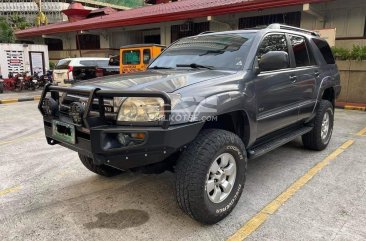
[13,72,24,92]
[22,71,37,91]
[0,75,3,93]
[37,70,53,88]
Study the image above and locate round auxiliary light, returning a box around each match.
[69,102,85,124]
[42,97,58,116]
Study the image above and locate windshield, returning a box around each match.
[122,50,140,65]
[149,33,255,71]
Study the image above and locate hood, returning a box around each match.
[73,69,236,93]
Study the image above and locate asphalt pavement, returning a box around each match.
[0,101,365,241]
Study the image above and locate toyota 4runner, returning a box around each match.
[39,24,340,224]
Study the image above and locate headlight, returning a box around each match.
[117,97,164,122]
[115,94,181,122]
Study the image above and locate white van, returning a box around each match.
[53,57,109,86]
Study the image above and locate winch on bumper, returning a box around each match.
[39,84,203,170]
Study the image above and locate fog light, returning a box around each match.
[69,102,84,124]
[42,97,58,116]
[117,133,131,146]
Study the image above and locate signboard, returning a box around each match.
[314,28,336,47]
[29,51,45,75]
[6,50,24,74]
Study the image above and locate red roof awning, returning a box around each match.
[16,0,329,38]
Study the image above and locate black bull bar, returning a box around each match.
[38,83,172,129]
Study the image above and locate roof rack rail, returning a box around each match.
[267,24,320,37]
[198,31,215,35]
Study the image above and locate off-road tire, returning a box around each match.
[175,129,247,224]
[78,154,123,177]
[302,100,334,151]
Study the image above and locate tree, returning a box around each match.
[8,15,31,31]
[0,15,31,43]
[0,17,14,43]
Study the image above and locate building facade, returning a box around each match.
[15,0,366,62]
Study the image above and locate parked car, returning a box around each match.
[38,24,340,224]
[52,57,110,86]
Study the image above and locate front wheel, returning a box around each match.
[175,129,247,224]
[302,100,334,151]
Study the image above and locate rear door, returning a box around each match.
[255,33,300,137]
[287,34,318,120]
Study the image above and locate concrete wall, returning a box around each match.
[337,61,366,103]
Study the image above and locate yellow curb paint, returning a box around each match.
[227,139,355,241]
[0,186,20,197]
[0,99,18,104]
[356,127,366,136]
[344,105,366,111]
[0,96,41,105]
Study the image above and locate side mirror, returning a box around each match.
[258,51,289,72]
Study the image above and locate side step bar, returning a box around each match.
[247,126,313,160]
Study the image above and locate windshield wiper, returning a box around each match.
[176,63,215,70]
[148,66,174,70]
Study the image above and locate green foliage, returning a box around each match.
[349,45,366,61]
[0,17,15,43]
[331,47,350,60]
[49,61,56,70]
[0,15,30,43]
[332,45,366,61]
[90,0,144,8]
[8,15,31,31]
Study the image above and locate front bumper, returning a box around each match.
[44,120,203,170]
[39,84,204,170]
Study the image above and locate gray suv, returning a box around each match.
[39,24,340,224]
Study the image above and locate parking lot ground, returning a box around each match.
[0,101,365,241]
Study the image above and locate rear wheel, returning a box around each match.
[78,154,123,177]
[302,100,334,151]
[175,129,247,224]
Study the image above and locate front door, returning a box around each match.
[255,33,299,137]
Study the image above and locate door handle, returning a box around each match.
[314,71,320,77]
[289,75,297,83]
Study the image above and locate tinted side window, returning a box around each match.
[258,34,289,69]
[312,39,335,64]
[290,35,311,67]
[95,60,109,67]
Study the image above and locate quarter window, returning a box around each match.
[257,34,289,69]
[143,49,151,64]
[290,35,312,67]
[312,39,335,64]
